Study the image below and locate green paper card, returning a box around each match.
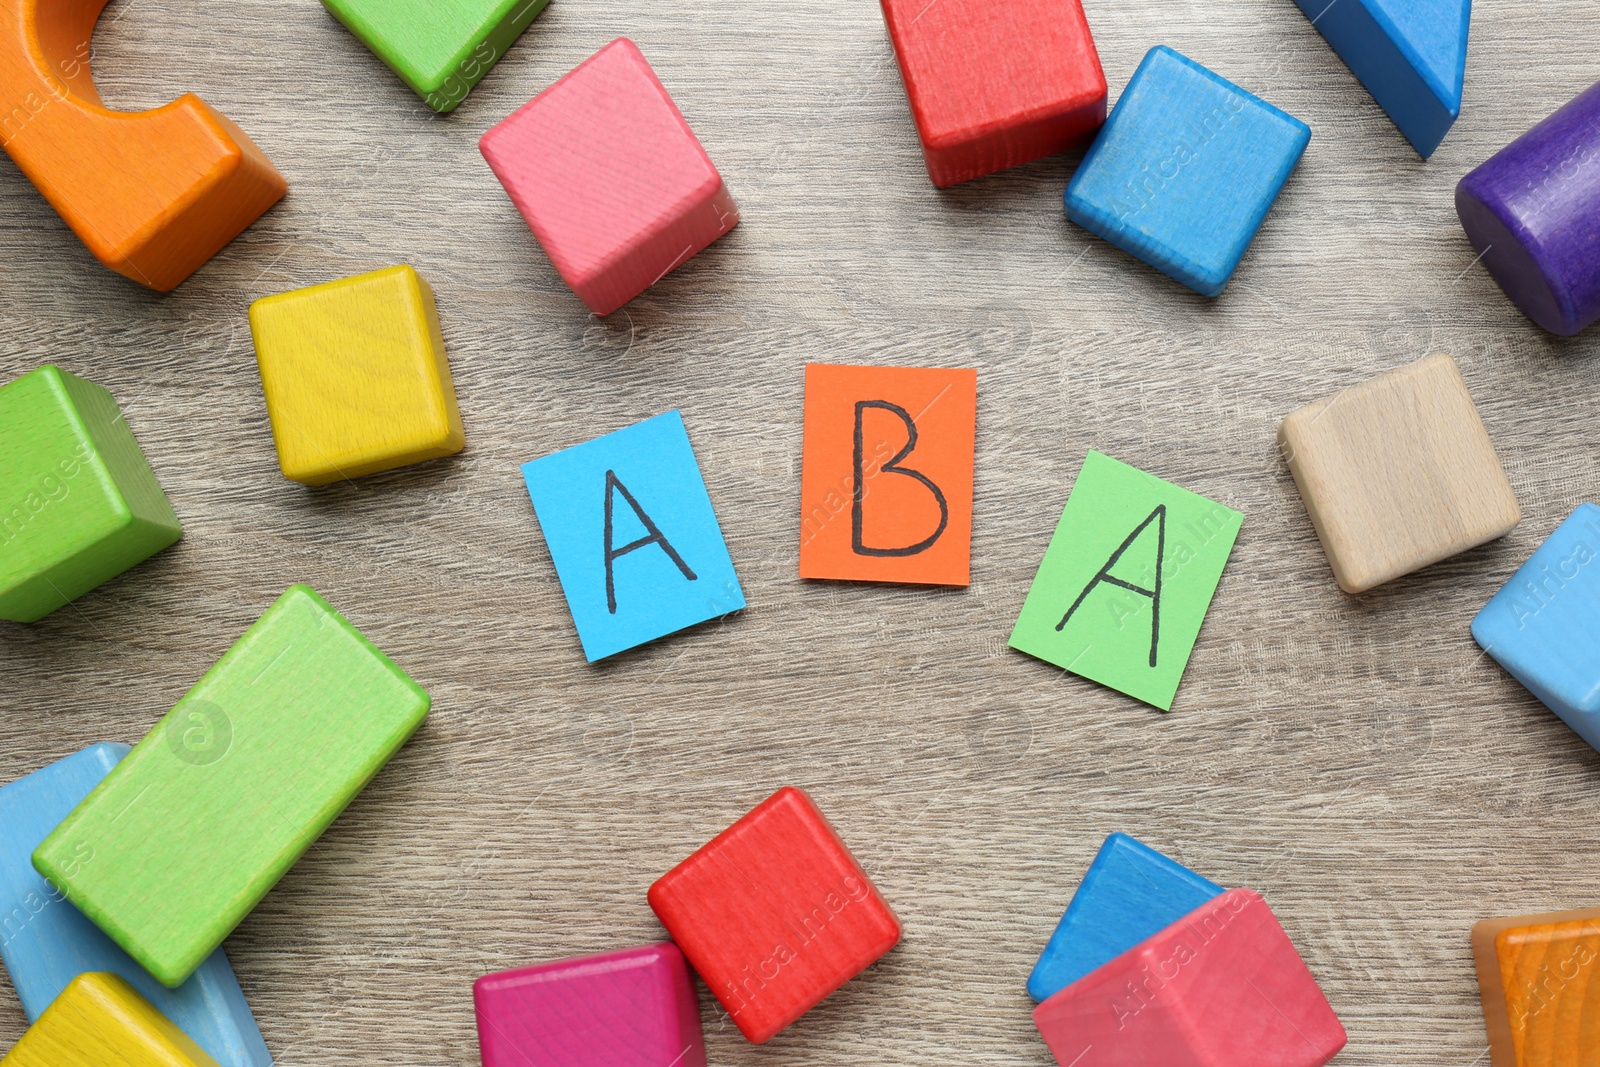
[1009,451,1243,710]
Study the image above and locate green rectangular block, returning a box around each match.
[33,585,430,988]
[1009,451,1243,711]
[321,0,551,112]
[0,366,182,623]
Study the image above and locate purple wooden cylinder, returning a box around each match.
[1456,81,1600,336]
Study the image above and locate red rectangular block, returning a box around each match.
[647,786,900,1044]
[1033,888,1346,1067]
[880,0,1107,187]
[479,38,738,316]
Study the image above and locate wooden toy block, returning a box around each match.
[879,0,1106,187]
[1064,46,1310,297]
[33,585,429,988]
[479,39,738,316]
[0,366,182,624]
[1472,504,1600,753]
[647,786,901,1044]
[1278,353,1521,594]
[0,971,221,1066]
[473,943,705,1067]
[248,265,466,486]
[1292,0,1470,158]
[521,411,744,662]
[0,0,284,291]
[321,0,549,112]
[1457,80,1600,336]
[799,364,977,586]
[1472,907,1600,1067]
[1009,451,1243,711]
[1033,889,1346,1067]
[0,746,269,1067]
[1028,832,1223,1003]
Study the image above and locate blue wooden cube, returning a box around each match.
[1292,0,1470,159]
[1065,46,1311,297]
[1027,832,1223,1003]
[1472,504,1600,752]
[0,744,271,1067]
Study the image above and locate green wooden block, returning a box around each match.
[0,366,182,624]
[33,585,430,988]
[321,0,551,112]
[1009,451,1243,711]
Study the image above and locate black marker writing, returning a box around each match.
[1057,505,1167,667]
[603,470,697,614]
[852,400,948,557]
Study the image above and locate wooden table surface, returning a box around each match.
[3,0,1599,1063]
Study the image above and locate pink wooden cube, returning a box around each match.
[1032,889,1346,1067]
[472,943,706,1067]
[479,38,739,316]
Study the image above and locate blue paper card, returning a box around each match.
[1065,46,1311,297]
[1293,0,1469,158]
[0,744,272,1066]
[522,410,745,662]
[1028,831,1223,1003]
[1473,503,1600,752]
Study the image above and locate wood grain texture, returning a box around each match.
[0,971,220,1066]
[0,0,1599,1063]
[1279,353,1522,593]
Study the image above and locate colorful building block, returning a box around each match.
[1292,0,1470,158]
[522,411,744,663]
[1457,80,1600,336]
[1064,46,1310,297]
[799,364,977,586]
[1009,451,1243,711]
[1472,504,1600,753]
[1279,353,1521,594]
[880,0,1106,187]
[1472,907,1600,1067]
[33,585,429,988]
[321,0,549,112]
[473,943,705,1067]
[0,745,269,1067]
[480,39,738,316]
[0,366,182,623]
[647,786,900,1044]
[1,971,221,1066]
[0,0,284,290]
[248,265,466,486]
[1028,832,1223,1003]
[1033,889,1346,1067]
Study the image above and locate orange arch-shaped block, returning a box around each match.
[0,0,286,291]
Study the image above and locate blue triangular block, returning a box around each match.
[1294,0,1471,157]
[1027,833,1224,1003]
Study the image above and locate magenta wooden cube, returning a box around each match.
[478,38,739,316]
[1457,79,1600,336]
[473,943,705,1067]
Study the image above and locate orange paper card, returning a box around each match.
[799,364,976,585]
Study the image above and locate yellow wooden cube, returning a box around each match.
[2,971,221,1066]
[249,265,466,486]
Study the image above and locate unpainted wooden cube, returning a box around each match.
[1278,353,1520,594]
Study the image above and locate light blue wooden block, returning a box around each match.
[0,744,272,1067]
[1065,46,1311,298]
[1292,0,1470,159]
[1027,832,1223,1003]
[1473,504,1600,752]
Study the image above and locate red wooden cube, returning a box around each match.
[881,0,1107,187]
[647,786,901,1044]
[479,38,739,316]
[1033,889,1347,1067]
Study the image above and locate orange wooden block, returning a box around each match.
[1472,907,1600,1067]
[798,364,977,586]
[0,0,285,291]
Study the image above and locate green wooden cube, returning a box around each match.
[33,585,430,987]
[0,366,182,624]
[321,0,551,112]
